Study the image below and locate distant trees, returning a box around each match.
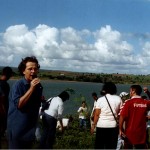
[1,66,150,84]
[37,71,150,85]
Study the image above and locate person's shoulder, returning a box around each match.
[12,78,25,87]
[97,96,104,100]
[57,96,64,104]
[112,94,121,98]
[106,94,121,101]
[123,98,132,106]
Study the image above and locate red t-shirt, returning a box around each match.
[121,97,150,145]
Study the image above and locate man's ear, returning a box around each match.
[131,89,136,95]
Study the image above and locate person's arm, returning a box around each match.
[119,115,126,138]
[58,119,64,131]
[77,107,82,113]
[91,108,101,134]
[91,109,95,121]
[58,102,64,131]
[18,78,40,108]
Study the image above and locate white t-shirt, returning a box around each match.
[77,106,88,119]
[96,94,122,128]
[44,96,64,120]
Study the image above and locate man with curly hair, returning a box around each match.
[7,56,43,149]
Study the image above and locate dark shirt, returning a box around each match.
[0,80,10,112]
[7,77,43,141]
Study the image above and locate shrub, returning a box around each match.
[53,115,95,149]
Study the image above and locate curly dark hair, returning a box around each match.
[100,82,117,95]
[18,56,40,76]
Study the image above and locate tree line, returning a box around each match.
[38,71,150,85]
[1,67,150,85]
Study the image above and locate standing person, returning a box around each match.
[39,91,70,149]
[91,82,122,149]
[143,86,150,148]
[119,85,150,149]
[7,56,43,149]
[116,92,129,150]
[77,100,88,129]
[90,92,98,128]
[0,66,13,148]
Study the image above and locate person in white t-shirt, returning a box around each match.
[91,82,122,149]
[39,91,70,149]
[77,101,88,129]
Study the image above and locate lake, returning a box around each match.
[8,79,148,115]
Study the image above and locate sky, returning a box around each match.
[0,0,150,75]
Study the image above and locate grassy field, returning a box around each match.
[1,115,95,149]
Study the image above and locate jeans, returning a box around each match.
[39,113,57,149]
[79,118,87,129]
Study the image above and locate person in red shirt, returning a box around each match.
[119,85,150,149]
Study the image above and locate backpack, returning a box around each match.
[41,97,53,111]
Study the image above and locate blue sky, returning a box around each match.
[0,0,150,74]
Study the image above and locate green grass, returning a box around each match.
[1,115,95,149]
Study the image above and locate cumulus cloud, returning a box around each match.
[0,24,149,74]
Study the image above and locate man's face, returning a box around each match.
[23,62,38,82]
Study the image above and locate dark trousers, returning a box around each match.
[79,118,87,129]
[95,127,119,149]
[39,113,57,149]
[8,139,33,149]
[7,128,34,149]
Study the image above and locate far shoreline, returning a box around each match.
[9,77,150,85]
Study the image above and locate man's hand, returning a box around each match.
[30,78,40,89]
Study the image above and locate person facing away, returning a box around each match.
[39,91,70,149]
[119,85,150,149]
[7,56,43,149]
[116,91,129,150]
[91,82,122,149]
[0,66,13,148]
[143,87,150,148]
[90,92,98,128]
[77,100,88,129]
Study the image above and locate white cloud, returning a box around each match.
[0,24,149,74]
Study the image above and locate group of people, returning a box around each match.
[90,82,150,149]
[0,56,70,149]
[1,55,150,149]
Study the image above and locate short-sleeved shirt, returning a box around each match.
[7,77,43,141]
[77,106,88,119]
[120,96,150,145]
[44,96,64,120]
[96,94,122,128]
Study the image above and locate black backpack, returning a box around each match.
[41,97,53,111]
